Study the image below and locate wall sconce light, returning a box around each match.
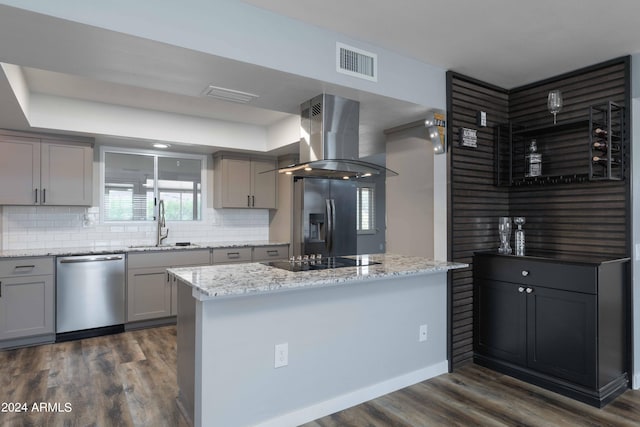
[547,90,563,124]
[425,111,445,155]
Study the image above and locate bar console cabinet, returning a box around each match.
[473,251,629,407]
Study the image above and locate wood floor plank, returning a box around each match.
[2,326,640,427]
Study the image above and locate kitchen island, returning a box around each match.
[168,254,466,427]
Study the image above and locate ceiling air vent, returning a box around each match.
[336,42,377,82]
[202,85,259,103]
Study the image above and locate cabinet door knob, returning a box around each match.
[521,270,530,277]
[526,287,533,294]
[518,286,525,293]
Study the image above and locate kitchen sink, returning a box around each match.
[128,243,199,249]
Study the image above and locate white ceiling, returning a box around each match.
[243,0,640,89]
[1,1,640,154]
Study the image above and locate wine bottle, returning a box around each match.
[594,128,608,136]
[593,156,619,164]
[592,141,607,150]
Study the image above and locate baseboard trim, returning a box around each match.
[258,360,448,427]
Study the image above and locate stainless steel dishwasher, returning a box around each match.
[56,253,125,339]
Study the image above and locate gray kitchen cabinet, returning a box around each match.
[0,130,93,206]
[252,244,289,262]
[212,247,253,264]
[0,257,55,347]
[127,249,210,322]
[213,154,277,209]
[40,140,93,205]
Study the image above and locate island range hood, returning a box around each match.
[278,94,397,179]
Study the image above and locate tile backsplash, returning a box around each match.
[1,206,269,250]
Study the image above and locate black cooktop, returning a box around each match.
[264,256,380,272]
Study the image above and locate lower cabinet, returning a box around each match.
[127,250,210,323]
[252,244,289,262]
[212,247,252,264]
[474,252,628,407]
[0,257,55,347]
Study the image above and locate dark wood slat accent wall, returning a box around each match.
[508,58,629,258]
[447,73,509,368]
[446,57,630,370]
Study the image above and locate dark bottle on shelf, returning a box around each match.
[592,141,608,150]
[593,156,619,164]
[595,127,621,139]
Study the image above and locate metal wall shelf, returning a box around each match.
[495,102,626,186]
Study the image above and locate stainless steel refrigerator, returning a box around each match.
[293,177,357,257]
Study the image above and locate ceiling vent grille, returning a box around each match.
[202,85,259,103]
[336,42,377,82]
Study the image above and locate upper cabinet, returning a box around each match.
[494,102,626,186]
[213,154,277,209]
[0,131,93,206]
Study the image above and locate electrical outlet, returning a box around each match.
[419,324,428,342]
[274,343,288,368]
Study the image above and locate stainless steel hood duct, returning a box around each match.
[278,94,397,179]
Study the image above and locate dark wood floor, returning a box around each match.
[1,326,639,427]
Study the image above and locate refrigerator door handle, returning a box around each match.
[330,199,336,253]
[325,199,333,253]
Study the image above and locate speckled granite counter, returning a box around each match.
[169,253,467,301]
[0,241,289,258]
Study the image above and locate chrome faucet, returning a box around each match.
[156,199,169,246]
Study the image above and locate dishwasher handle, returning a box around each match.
[58,255,124,263]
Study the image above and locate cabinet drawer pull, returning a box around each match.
[227,252,240,258]
[521,270,530,277]
[13,265,36,272]
[518,286,525,293]
[266,250,279,255]
[526,287,534,294]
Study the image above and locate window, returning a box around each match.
[102,148,205,222]
[357,185,375,233]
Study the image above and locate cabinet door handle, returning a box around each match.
[521,270,530,277]
[247,195,251,207]
[252,195,255,207]
[14,265,36,273]
[43,189,46,204]
[34,188,38,204]
[518,286,525,293]
[526,287,534,294]
[0,281,2,298]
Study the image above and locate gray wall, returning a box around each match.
[190,273,448,426]
[385,126,435,258]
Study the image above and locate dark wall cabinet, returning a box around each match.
[473,252,628,407]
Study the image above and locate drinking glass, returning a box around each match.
[498,217,512,254]
[547,90,563,124]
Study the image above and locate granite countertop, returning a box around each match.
[0,241,289,259]
[168,253,468,301]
